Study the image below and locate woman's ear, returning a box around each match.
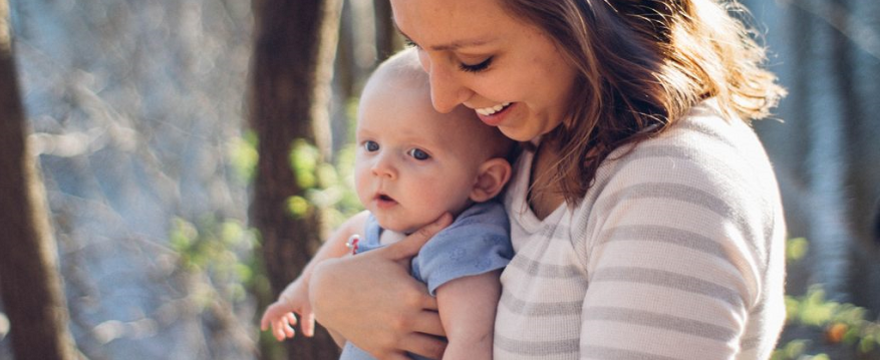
[470,158,512,203]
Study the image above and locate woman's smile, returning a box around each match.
[473,102,515,127]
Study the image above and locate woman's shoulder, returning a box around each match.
[572,99,782,226]
[642,99,762,155]
[567,100,786,311]
[605,100,774,189]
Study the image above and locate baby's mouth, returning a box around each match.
[375,193,397,205]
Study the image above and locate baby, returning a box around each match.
[261,50,516,360]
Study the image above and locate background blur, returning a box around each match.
[0,0,878,359]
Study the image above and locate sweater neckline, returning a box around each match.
[508,144,567,234]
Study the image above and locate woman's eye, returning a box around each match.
[404,38,421,49]
[460,57,493,73]
[407,148,430,160]
[364,141,379,152]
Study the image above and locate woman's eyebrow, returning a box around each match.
[393,22,493,51]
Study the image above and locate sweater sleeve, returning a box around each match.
[575,138,769,359]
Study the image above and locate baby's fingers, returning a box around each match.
[271,320,287,341]
[259,306,276,331]
[267,312,298,341]
[300,312,315,337]
[273,318,295,341]
[284,313,298,338]
[260,302,286,331]
[282,318,296,339]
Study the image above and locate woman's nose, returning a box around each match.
[422,57,471,113]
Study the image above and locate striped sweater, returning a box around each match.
[494,101,786,360]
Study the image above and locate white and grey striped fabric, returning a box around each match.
[495,100,786,360]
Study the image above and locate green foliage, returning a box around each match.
[772,239,880,359]
[289,139,320,190]
[170,215,258,307]
[786,237,809,263]
[227,130,259,184]
[285,139,362,225]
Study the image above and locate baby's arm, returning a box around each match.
[435,270,502,360]
[260,210,369,344]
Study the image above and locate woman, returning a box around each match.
[309,0,787,358]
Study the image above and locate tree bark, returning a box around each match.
[0,2,76,359]
[373,0,399,62]
[249,0,342,358]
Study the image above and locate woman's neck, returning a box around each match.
[528,141,565,220]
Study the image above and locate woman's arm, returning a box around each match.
[435,270,502,360]
[309,213,453,360]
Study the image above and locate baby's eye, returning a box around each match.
[407,148,430,160]
[364,141,379,152]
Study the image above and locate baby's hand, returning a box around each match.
[260,279,315,341]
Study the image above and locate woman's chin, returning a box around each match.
[498,126,534,142]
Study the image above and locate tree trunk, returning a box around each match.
[0,2,76,359]
[373,0,398,62]
[249,0,342,358]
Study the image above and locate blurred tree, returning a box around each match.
[747,0,880,312]
[0,1,76,359]
[249,0,342,358]
[373,0,399,62]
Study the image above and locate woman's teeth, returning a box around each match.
[475,102,511,116]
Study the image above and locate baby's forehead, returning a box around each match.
[408,111,486,145]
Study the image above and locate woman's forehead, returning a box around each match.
[391,0,515,48]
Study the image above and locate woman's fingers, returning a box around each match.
[410,310,444,337]
[310,257,437,356]
[400,333,447,359]
[308,214,452,355]
[384,213,452,261]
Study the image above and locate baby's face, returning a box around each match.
[354,88,490,233]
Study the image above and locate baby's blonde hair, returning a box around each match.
[363,49,515,162]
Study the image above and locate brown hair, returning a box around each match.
[502,0,786,205]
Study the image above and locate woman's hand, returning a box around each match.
[309,213,453,360]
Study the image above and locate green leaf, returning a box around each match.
[286,195,310,218]
[786,237,809,262]
[228,131,259,184]
[289,139,319,189]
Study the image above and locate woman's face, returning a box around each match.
[390,0,579,142]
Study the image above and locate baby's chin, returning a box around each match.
[378,222,423,235]
[375,217,433,235]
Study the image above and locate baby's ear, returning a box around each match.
[470,158,512,203]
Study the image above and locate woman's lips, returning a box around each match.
[475,102,515,127]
